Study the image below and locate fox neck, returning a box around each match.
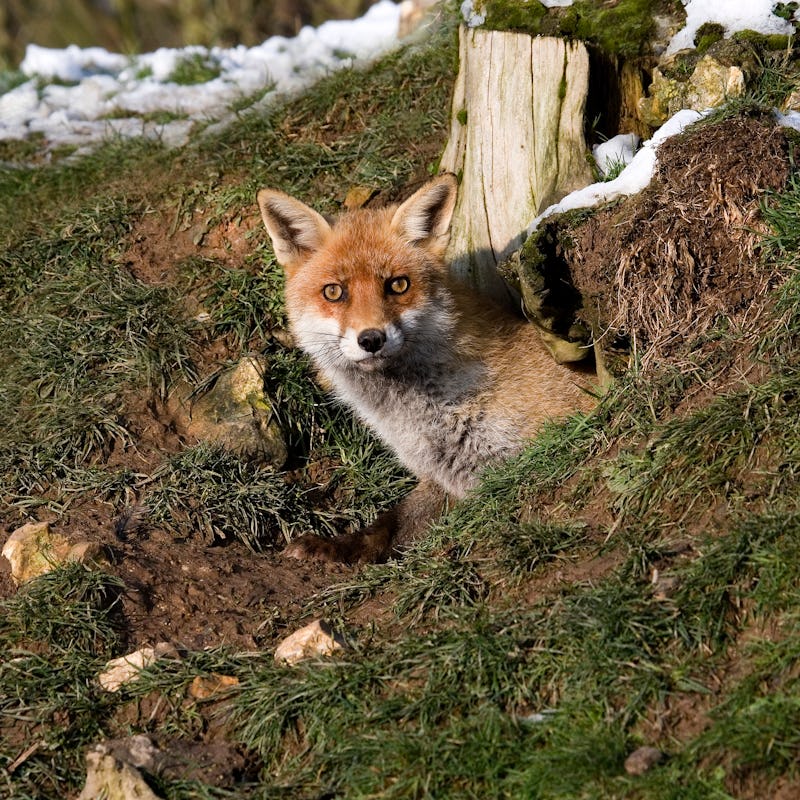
[292,283,514,498]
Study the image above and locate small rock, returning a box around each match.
[68,540,105,565]
[270,327,294,348]
[343,185,377,209]
[77,748,163,800]
[638,53,749,127]
[516,708,558,724]
[82,734,246,787]
[624,745,665,776]
[690,55,744,107]
[172,356,287,467]
[783,88,800,112]
[90,735,163,773]
[274,619,345,666]
[189,672,240,699]
[98,643,179,692]
[1,521,105,585]
[651,569,681,601]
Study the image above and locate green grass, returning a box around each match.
[229,342,798,793]
[3,7,800,800]
[0,68,27,96]
[168,51,222,85]
[228,156,800,795]
[0,16,454,526]
[0,200,198,510]
[0,25,459,795]
[221,500,800,798]
[0,564,123,797]
[188,257,288,347]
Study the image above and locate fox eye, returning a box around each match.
[322,283,344,302]
[387,276,410,295]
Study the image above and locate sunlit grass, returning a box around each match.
[2,10,800,800]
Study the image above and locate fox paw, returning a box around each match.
[283,527,392,565]
[283,534,350,564]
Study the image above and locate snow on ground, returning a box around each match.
[1,0,795,158]
[666,0,795,54]
[592,133,640,179]
[0,0,402,155]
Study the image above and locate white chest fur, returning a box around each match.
[329,359,521,498]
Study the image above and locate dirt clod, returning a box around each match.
[565,115,791,367]
[624,745,666,775]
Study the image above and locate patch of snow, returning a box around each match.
[775,109,800,132]
[21,44,128,82]
[0,0,402,152]
[460,0,486,29]
[592,133,640,178]
[667,0,795,55]
[531,102,800,233]
[529,109,708,233]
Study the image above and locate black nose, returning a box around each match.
[357,328,386,353]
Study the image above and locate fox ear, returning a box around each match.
[257,189,331,270]
[390,173,457,257]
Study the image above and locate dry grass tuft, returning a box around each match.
[569,115,791,367]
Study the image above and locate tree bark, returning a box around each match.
[440,27,593,302]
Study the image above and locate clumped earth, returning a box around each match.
[567,115,791,367]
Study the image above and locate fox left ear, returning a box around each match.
[257,188,332,270]
[390,173,458,258]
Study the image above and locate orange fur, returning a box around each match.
[257,174,596,564]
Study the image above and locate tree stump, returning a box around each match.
[440,27,593,302]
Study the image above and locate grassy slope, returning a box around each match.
[2,10,800,800]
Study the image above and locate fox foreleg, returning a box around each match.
[283,480,448,564]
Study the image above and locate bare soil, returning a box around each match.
[564,114,791,369]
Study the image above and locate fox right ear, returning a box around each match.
[390,173,458,258]
[257,189,331,270]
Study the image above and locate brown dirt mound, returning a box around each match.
[0,500,356,652]
[122,202,263,287]
[565,114,791,367]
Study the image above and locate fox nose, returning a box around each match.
[357,328,386,353]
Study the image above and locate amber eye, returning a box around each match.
[387,276,410,295]
[322,283,344,302]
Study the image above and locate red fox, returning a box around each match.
[257,174,596,563]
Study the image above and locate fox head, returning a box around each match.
[257,174,458,373]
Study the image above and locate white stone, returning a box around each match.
[2,521,105,585]
[274,619,345,666]
[624,745,665,775]
[98,643,178,692]
[77,748,163,800]
[173,355,287,467]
